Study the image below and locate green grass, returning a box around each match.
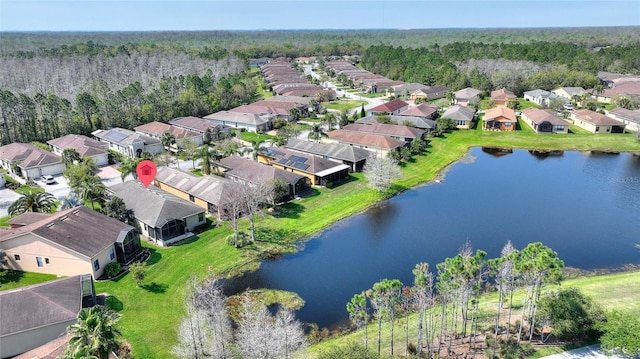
[323,99,367,111]
[239,131,276,144]
[0,215,11,227]
[14,186,44,195]
[0,270,59,290]
[358,92,388,99]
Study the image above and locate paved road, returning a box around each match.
[538,345,625,359]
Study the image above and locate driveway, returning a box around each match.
[0,188,22,217]
[538,345,625,359]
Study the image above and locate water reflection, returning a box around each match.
[482,147,513,157]
[528,150,564,160]
[364,202,398,241]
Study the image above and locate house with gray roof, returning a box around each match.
[204,111,273,133]
[521,108,569,134]
[398,104,439,120]
[523,89,565,107]
[552,87,587,101]
[0,207,142,279]
[108,181,206,246]
[216,155,308,198]
[0,142,65,180]
[285,138,370,172]
[134,121,203,151]
[607,107,640,132]
[169,116,231,139]
[570,109,626,134]
[356,115,436,132]
[153,167,230,220]
[0,275,96,358]
[454,87,482,107]
[257,147,350,187]
[92,127,163,159]
[47,134,109,166]
[341,122,426,141]
[440,105,476,129]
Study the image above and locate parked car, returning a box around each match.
[563,104,574,111]
[41,175,56,184]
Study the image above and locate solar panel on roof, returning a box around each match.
[104,131,128,143]
[278,158,288,165]
[292,162,310,171]
[289,155,308,163]
[271,149,285,156]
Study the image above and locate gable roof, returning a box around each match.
[7,212,51,227]
[263,96,313,105]
[205,111,271,126]
[455,87,482,99]
[229,104,290,116]
[573,109,625,126]
[341,122,425,139]
[441,105,476,122]
[327,130,406,150]
[0,207,133,258]
[0,143,62,169]
[108,181,204,228]
[154,167,230,206]
[411,86,450,95]
[399,104,438,118]
[134,122,201,140]
[490,88,516,101]
[258,147,350,175]
[601,82,640,97]
[169,116,223,133]
[484,106,517,122]
[92,128,160,146]
[47,134,108,158]
[356,115,437,130]
[218,155,306,186]
[521,108,567,126]
[369,99,409,113]
[0,275,83,337]
[553,87,586,97]
[608,107,640,124]
[285,138,370,162]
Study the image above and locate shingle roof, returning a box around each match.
[441,105,476,122]
[205,111,270,126]
[218,156,306,186]
[521,108,568,126]
[169,116,228,135]
[285,138,370,162]
[356,115,436,130]
[0,275,83,336]
[573,109,625,126]
[399,104,438,118]
[108,181,204,228]
[455,87,482,99]
[134,121,201,140]
[412,86,450,95]
[263,96,312,105]
[0,207,134,258]
[341,123,425,139]
[0,143,63,169]
[229,104,290,116]
[553,87,586,97]
[258,147,350,175]
[47,134,108,158]
[369,99,409,113]
[609,107,640,124]
[490,88,516,101]
[7,212,51,227]
[601,82,640,97]
[484,107,517,122]
[327,130,406,150]
[92,128,160,146]
[154,167,229,206]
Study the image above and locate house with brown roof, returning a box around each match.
[592,82,640,104]
[356,115,437,132]
[440,105,476,129]
[490,88,517,107]
[570,109,626,134]
[483,106,517,131]
[216,155,308,198]
[153,167,230,220]
[0,206,142,278]
[92,127,163,158]
[454,87,483,106]
[285,138,370,172]
[134,121,203,151]
[607,107,640,132]
[257,147,350,187]
[325,130,406,155]
[520,108,569,134]
[169,116,230,139]
[399,104,439,119]
[204,111,273,133]
[47,134,109,167]
[340,123,426,141]
[409,86,451,101]
[368,99,410,116]
[0,275,96,358]
[0,143,65,180]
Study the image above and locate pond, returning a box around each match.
[227,147,640,330]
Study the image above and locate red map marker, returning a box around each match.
[136,160,157,188]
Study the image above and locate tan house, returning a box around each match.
[490,89,516,107]
[325,130,406,155]
[0,142,65,180]
[409,86,450,101]
[0,207,142,279]
[134,121,203,151]
[520,108,569,134]
[607,107,640,132]
[483,106,517,131]
[551,87,587,101]
[256,147,350,187]
[454,87,482,106]
[571,109,626,134]
[47,134,109,167]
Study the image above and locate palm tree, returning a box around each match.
[308,124,325,142]
[322,112,337,131]
[195,145,215,175]
[64,306,121,359]
[59,195,84,210]
[118,157,140,182]
[73,177,106,210]
[8,190,56,216]
[446,90,456,104]
[615,95,632,110]
[161,131,176,152]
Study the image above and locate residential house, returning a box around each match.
[483,106,517,131]
[340,123,426,141]
[552,87,587,101]
[454,87,482,107]
[153,167,230,220]
[0,143,65,180]
[409,86,450,101]
[0,275,96,358]
[204,111,272,133]
[134,121,203,151]
[263,95,319,114]
[607,107,640,132]
[592,82,640,104]
[285,138,370,172]
[257,147,350,187]
[92,128,163,158]
[387,83,426,98]
[598,72,640,87]
[230,102,297,122]
[325,130,406,155]
[490,88,517,107]
[523,89,566,107]
[108,181,206,246]
[0,206,142,278]
[398,103,439,119]
[216,155,308,197]
[440,105,476,129]
[368,99,410,116]
[357,115,437,132]
[169,116,231,139]
[570,109,626,134]
[47,134,109,167]
[520,108,569,134]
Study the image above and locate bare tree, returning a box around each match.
[363,154,402,192]
[172,301,213,359]
[221,181,247,247]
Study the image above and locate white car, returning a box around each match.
[41,175,56,185]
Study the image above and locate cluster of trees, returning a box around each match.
[172,276,307,359]
[346,242,566,357]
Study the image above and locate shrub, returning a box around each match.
[104,262,122,278]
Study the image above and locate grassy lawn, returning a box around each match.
[358,92,388,99]
[0,215,11,227]
[239,131,276,144]
[0,270,59,290]
[323,99,367,112]
[4,128,639,358]
[14,186,44,195]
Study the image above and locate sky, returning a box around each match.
[1,0,639,32]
